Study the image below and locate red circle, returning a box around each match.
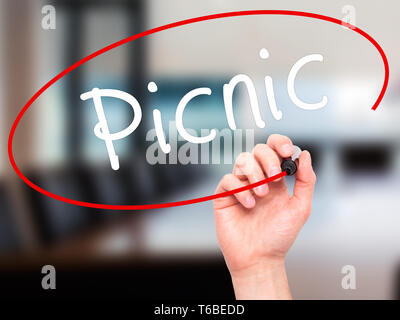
[8,10,390,210]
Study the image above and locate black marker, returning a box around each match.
[281,145,302,176]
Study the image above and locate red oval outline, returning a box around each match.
[8,10,389,210]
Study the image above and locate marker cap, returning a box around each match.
[281,145,302,176]
[281,159,297,176]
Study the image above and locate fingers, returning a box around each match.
[215,134,316,216]
[215,174,256,209]
[253,144,283,182]
[233,152,268,197]
[291,150,316,214]
[267,134,294,159]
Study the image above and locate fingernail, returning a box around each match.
[268,165,281,177]
[282,144,293,156]
[245,196,256,208]
[305,150,312,162]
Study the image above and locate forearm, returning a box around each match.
[230,259,292,300]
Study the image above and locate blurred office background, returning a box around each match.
[1,0,399,299]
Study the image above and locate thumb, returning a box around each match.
[290,150,316,215]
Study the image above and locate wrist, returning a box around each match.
[230,257,291,300]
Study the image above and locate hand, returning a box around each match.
[213,134,316,299]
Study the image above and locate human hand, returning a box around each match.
[213,134,316,299]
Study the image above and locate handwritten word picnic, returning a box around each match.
[81,48,327,170]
